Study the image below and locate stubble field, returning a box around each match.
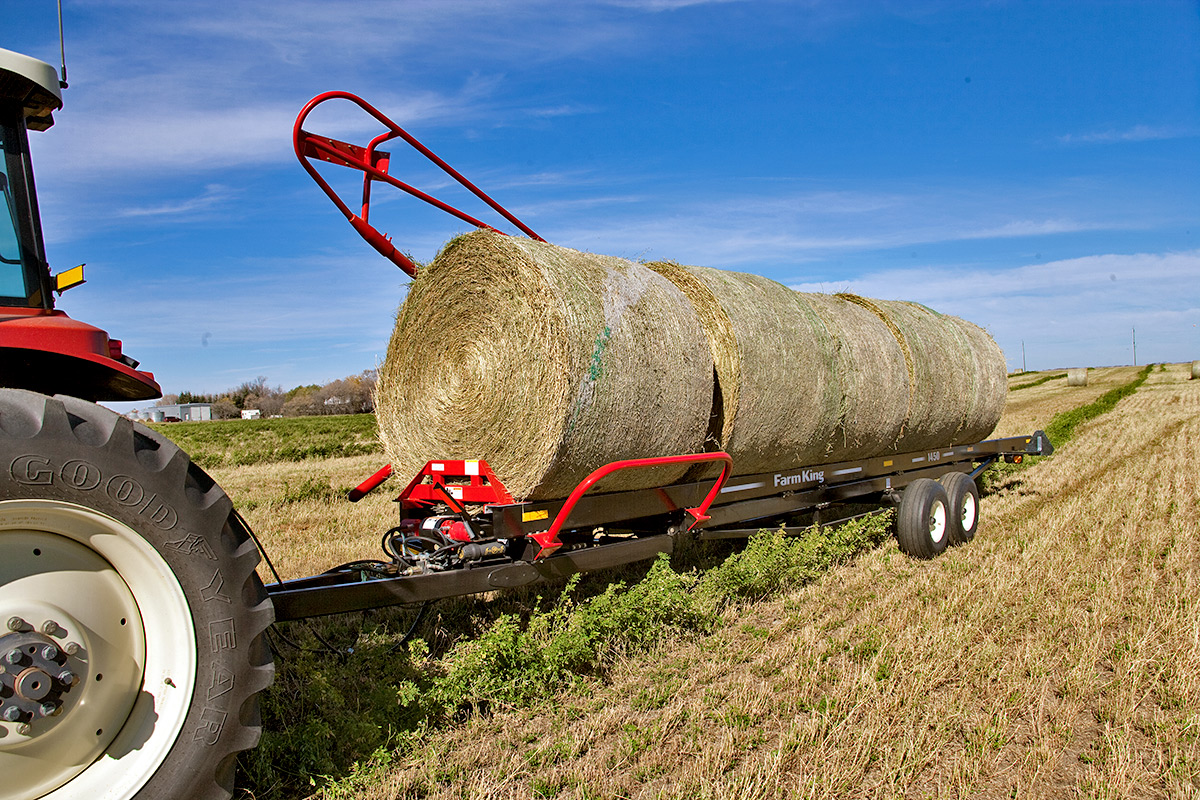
[177,362,1200,799]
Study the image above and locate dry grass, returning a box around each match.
[274,362,1200,799]
[994,365,1141,439]
[211,454,397,581]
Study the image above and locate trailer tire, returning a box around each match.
[0,390,274,800]
[939,471,979,545]
[895,478,951,559]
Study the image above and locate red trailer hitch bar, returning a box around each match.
[293,91,544,276]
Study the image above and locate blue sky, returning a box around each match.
[8,0,1199,406]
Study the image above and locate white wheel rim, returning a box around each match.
[928,500,947,545]
[0,500,196,799]
[961,493,977,532]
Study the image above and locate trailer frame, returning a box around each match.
[265,431,1051,622]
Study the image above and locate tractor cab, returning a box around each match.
[0,47,159,401]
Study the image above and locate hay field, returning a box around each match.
[207,362,1199,798]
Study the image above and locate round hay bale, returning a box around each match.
[801,294,909,460]
[1067,368,1088,386]
[1190,360,1199,380]
[375,231,713,500]
[837,296,1006,452]
[648,263,843,475]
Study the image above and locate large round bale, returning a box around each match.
[1192,360,1200,380]
[839,297,1006,453]
[1067,368,1088,386]
[647,262,844,474]
[646,264,1007,473]
[801,293,909,460]
[375,231,713,500]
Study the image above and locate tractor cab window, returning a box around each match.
[0,110,47,307]
[0,124,25,299]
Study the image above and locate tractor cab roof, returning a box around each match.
[0,48,62,131]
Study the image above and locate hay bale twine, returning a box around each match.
[648,263,844,474]
[375,231,713,500]
[1191,360,1199,380]
[1067,368,1088,386]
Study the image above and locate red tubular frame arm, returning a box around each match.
[293,91,544,276]
[530,452,733,558]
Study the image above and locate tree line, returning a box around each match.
[158,371,377,419]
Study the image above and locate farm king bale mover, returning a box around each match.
[0,51,1052,800]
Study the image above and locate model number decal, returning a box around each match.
[10,454,179,530]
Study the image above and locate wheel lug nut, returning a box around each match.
[2,706,21,722]
[4,649,24,666]
[40,620,63,637]
[38,702,57,718]
[41,644,59,661]
[57,670,77,687]
[6,617,25,632]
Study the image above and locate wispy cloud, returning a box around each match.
[118,184,234,218]
[1057,124,1196,145]
[788,250,1200,369]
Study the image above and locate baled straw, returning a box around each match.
[1067,368,1088,387]
[375,231,713,500]
[649,263,844,474]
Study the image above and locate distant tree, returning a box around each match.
[211,398,240,420]
[155,393,179,407]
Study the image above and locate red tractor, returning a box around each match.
[0,47,270,800]
[0,48,159,401]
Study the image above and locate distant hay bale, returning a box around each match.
[1191,361,1199,380]
[1067,368,1088,386]
[374,231,712,500]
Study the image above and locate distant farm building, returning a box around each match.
[242,409,262,420]
[138,403,213,422]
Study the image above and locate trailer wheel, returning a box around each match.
[0,390,274,800]
[938,471,979,545]
[895,478,951,559]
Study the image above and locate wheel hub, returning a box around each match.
[0,627,81,734]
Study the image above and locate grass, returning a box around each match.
[209,361,1200,799]
[147,413,381,469]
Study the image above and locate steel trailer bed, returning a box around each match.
[266,431,1051,622]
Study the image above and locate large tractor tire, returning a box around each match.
[0,390,274,799]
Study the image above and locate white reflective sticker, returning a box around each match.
[465,461,480,476]
[431,463,445,472]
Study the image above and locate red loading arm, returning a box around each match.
[530,452,733,559]
[293,91,544,277]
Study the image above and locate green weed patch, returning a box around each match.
[1009,372,1067,391]
[242,512,893,798]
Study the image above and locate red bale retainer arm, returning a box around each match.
[531,452,733,559]
[293,91,544,276]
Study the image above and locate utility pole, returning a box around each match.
[1132,327,1137,366]
[1021,340,1026,372]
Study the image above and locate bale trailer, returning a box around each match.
[1,57,1052,800]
